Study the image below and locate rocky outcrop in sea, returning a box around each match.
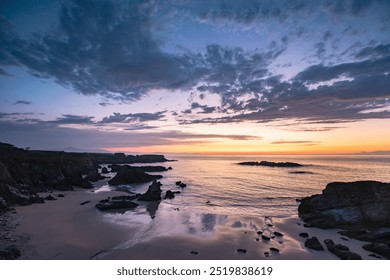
[298,180,390,259]
[238,161,303,167]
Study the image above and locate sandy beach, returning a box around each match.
[6,183,381,260]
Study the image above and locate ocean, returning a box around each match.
[93,154,390,255]
[99,155,390,216]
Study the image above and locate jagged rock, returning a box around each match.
[101,167,109,174]
[363,242,390,259]
[138,181,162,201]
[0,197,9,212]
[85,169,105,182]
[324,239,362,260]
[164,190,175,199]
[0,245,21,260]
[238,161,303,167]
[304,237,324,251]
[108,166,162,185]
[95,199,138,211]
[299,181,390,229]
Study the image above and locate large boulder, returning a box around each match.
[138,181,162,201]
[298,181,390,229]
[84,169,105,182]
[108,166,162,185]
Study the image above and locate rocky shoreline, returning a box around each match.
[299,181,390,259]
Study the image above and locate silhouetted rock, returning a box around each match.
[133,166,168,172]
[85,169,105,182]
[299,232,309,238]
[237,249,247,254]
[108,166,162,185]
[175,181,182,186]
[101,167,109,174]
[95,199,138,211]
[164,190,175,199]
[324,239,362,260]
[0,245,21,260]
[44,195,57,201]
[290,171,313,174]
[299,181,390,229]
[274,231,284,237]
[80,200,90,205]
[304,237,324,251]
[363,242,390,259]
[238,161,303,167]
[270,247,280,253]
[111,195,138,200]
[138,181,162,201]
[179,182,187,188]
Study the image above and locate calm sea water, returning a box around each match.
[99,154,390,217]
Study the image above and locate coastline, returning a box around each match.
[5,184,381,260]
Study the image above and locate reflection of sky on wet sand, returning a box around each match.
[102,202,272,253]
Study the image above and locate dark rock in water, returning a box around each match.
[85,169,106,182]
[363,242,390,259]
[111,195,138,201]
[95,199,138,211]
[80,200,90,205]
[238,161,303,168]
[304,237,324,251]
[303,223,312,228]
[44,195,57,201]
[274,231,284,237]
[299,232,309,238]
[101,167,109,174]
[108,164,124,172]
[57,194,65,198]
[368,253,383,259]
[237,249,247,254]
[290,171,313,174]
[0,245,21,260]
[256,238,260,241]
[175,181,182,186]
[179,182,187,188]
[296,198,302,202]
[167,167,172,170]
[108,166,162,185]
[190,251,198,255]
[270,247,280,253]
[298,181,390,229]
[324,239,362,260]
[133,166,168,172]
[138,181,162,201]
[164,190,175,199]
[257,230,263,235]
[264,252,270,257]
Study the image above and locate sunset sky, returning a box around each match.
[1,0,389,154]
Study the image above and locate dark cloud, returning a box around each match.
[100,111,166,124]
[13,100,31,105]
[183,102,218,114]
[49,114,95,124]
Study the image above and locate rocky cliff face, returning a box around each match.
[0,142,169,209]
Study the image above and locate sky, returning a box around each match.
[0,0,389,154]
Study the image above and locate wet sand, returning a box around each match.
[8,186,380,260]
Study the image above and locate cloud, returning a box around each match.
[49,114,95,124]
[271,140,320,145]
[13,100,31,105]
[183,102,218,114]
[100,111,166,124]
[0,121,261,150]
